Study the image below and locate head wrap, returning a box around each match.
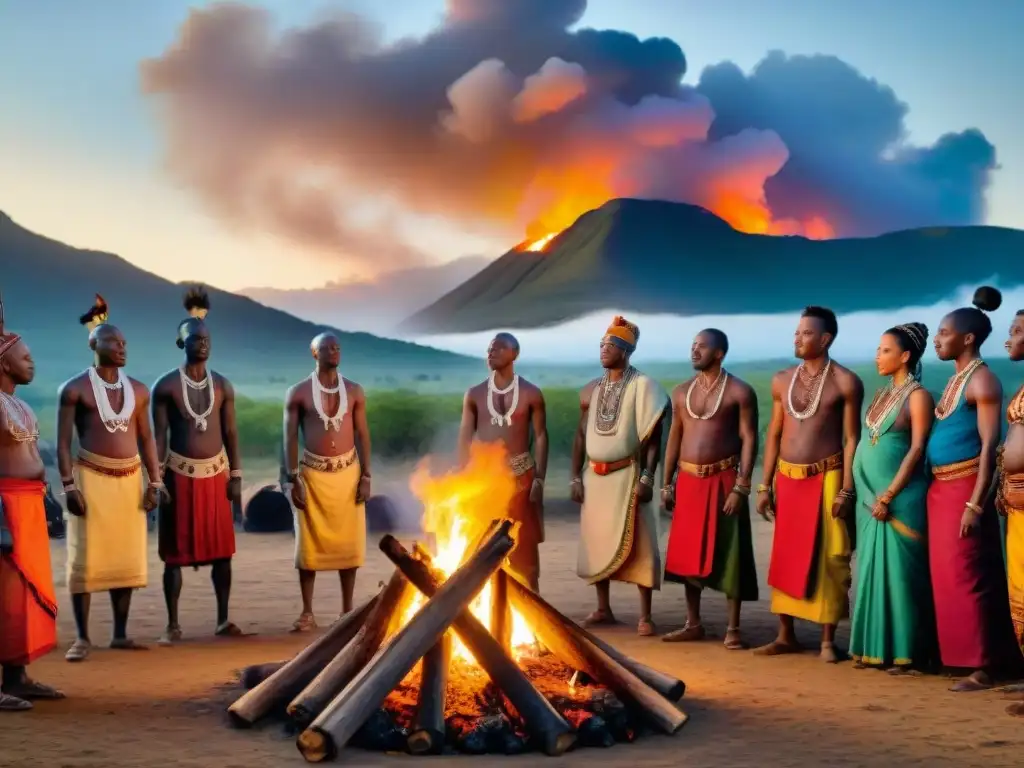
[79,294,109,332]
[0,292,20,359]
[604,315,639,354]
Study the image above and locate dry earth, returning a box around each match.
[2,483,1022,767]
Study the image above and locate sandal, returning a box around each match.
[291,613,317,633]
[2,679,64,700]
[157,625,183,646]
[662,623,706,643]
[215,621,245,637]
[637,616,656,637]
[65,639,90,662]
[723,627,748,650]
[752,639,802,656]
[110,638,149,650]
[0,692,32,711]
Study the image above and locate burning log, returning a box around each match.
[228,596,377,727]
[288,569,410,727]
[491,569,511,654]
[504,575,688,735]
[381,531,576,757]
[295,520,516,762]
[406,633,450,755]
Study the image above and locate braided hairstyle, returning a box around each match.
[885,322,928,379]
[946,286,1002,348]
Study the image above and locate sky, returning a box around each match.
[1,0,1022,361]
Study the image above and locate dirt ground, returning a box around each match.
[3,490,1023,767]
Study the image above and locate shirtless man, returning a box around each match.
[57,301,163,661]
[661,329,759,649]
[151,288,243,644]
[755,306,863,663]
[284,333,371,630]
[0,294,62,710]
[457,333,547,591]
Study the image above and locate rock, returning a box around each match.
[243,485,293,533]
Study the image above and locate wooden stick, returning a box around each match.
[504,575,688,734]
[387,535,575,756]
[491,569,511,654]
[574,621,685,702]
[295,522,516,763]
[227,596,376,727]
[239,661,287,690]
[287,569,410,727]
[407,632,450,755]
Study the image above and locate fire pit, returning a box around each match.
[226,447,687,762]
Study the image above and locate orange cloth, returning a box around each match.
[604,315,639,348]
[0,478,57,666]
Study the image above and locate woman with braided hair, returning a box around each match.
[849,322,938,674]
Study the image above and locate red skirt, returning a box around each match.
[665,466,735,579]
[0,479,57,665]
[506,468,542,591]
[766,471,824,599]
[159,469,236,567]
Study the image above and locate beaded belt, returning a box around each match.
[931,456,980,481]
[508,452,535,477]
[301,447,358,474]
[165,449,228,478]
[777,451,843,480]
[678,455,739,478]
[75,450,141,478]
[589,456,634,476]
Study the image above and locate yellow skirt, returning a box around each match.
[295,449,366,571]
[66,450,148,594]
[770,467,851,624]
[1007,508,1024,650]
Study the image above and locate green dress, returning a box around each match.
[850,386,936,668]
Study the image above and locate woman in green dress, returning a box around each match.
[850,322,938,673]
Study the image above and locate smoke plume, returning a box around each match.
[141,0,997,267]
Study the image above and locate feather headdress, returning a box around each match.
[183,285,210,320]
[78,294,108,332]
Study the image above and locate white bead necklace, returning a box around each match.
[310,371,346,431]
[685,369,728,420]
[786,359,831,420]
[88,366,134,433]
[178,366,215,432]
[487,372,519,426]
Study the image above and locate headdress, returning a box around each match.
[604,315,639,353]
[0,291,21,359]
[79,294,109,332]
[183,285,210,320]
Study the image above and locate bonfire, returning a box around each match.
[227,443,687,762]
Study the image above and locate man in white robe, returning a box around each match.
[570,316,669,636]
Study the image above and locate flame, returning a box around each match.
[523,232,557,252]
[710,192,835,239]
[403,442,539,664]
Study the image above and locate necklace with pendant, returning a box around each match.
[179,366,215,431]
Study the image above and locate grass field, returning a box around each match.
[22,359,1024,467]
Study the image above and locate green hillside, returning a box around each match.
[403,198,1024,333]
[0,211,474,395]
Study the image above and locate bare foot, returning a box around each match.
[723,628,748,650]
[291,613,317,633]
[157,625,183,646]
[753,639,802,656]
[582,609,617,628]
[215,621,244,637]
[637,616,656,637]
[662,623,706,643]
[820,642,839,663]
[110,638,149,650]
[951,670,993,692]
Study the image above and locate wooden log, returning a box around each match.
[491,569,511,654]
[504,575,688,734]
[385,535,575,757]
[295,521,516,763]
[574,621,685,702]
[239,661,286,690]
[288,569,410,727]
[227,596,377,727]
[406,632,451,755]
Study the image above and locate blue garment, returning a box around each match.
[926,370,982,467]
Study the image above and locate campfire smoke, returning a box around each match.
[141,0,996,270]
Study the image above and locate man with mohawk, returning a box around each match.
[151,286,244,644]
[57,296,164,661]
[571,316,670,635]
[284,332,372,630]
[0,292,63,710]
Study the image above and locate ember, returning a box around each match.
[226,444,686,762]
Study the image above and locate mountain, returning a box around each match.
[242,255,490,336]
[401,199,1024,334]
[0,211,473,395]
